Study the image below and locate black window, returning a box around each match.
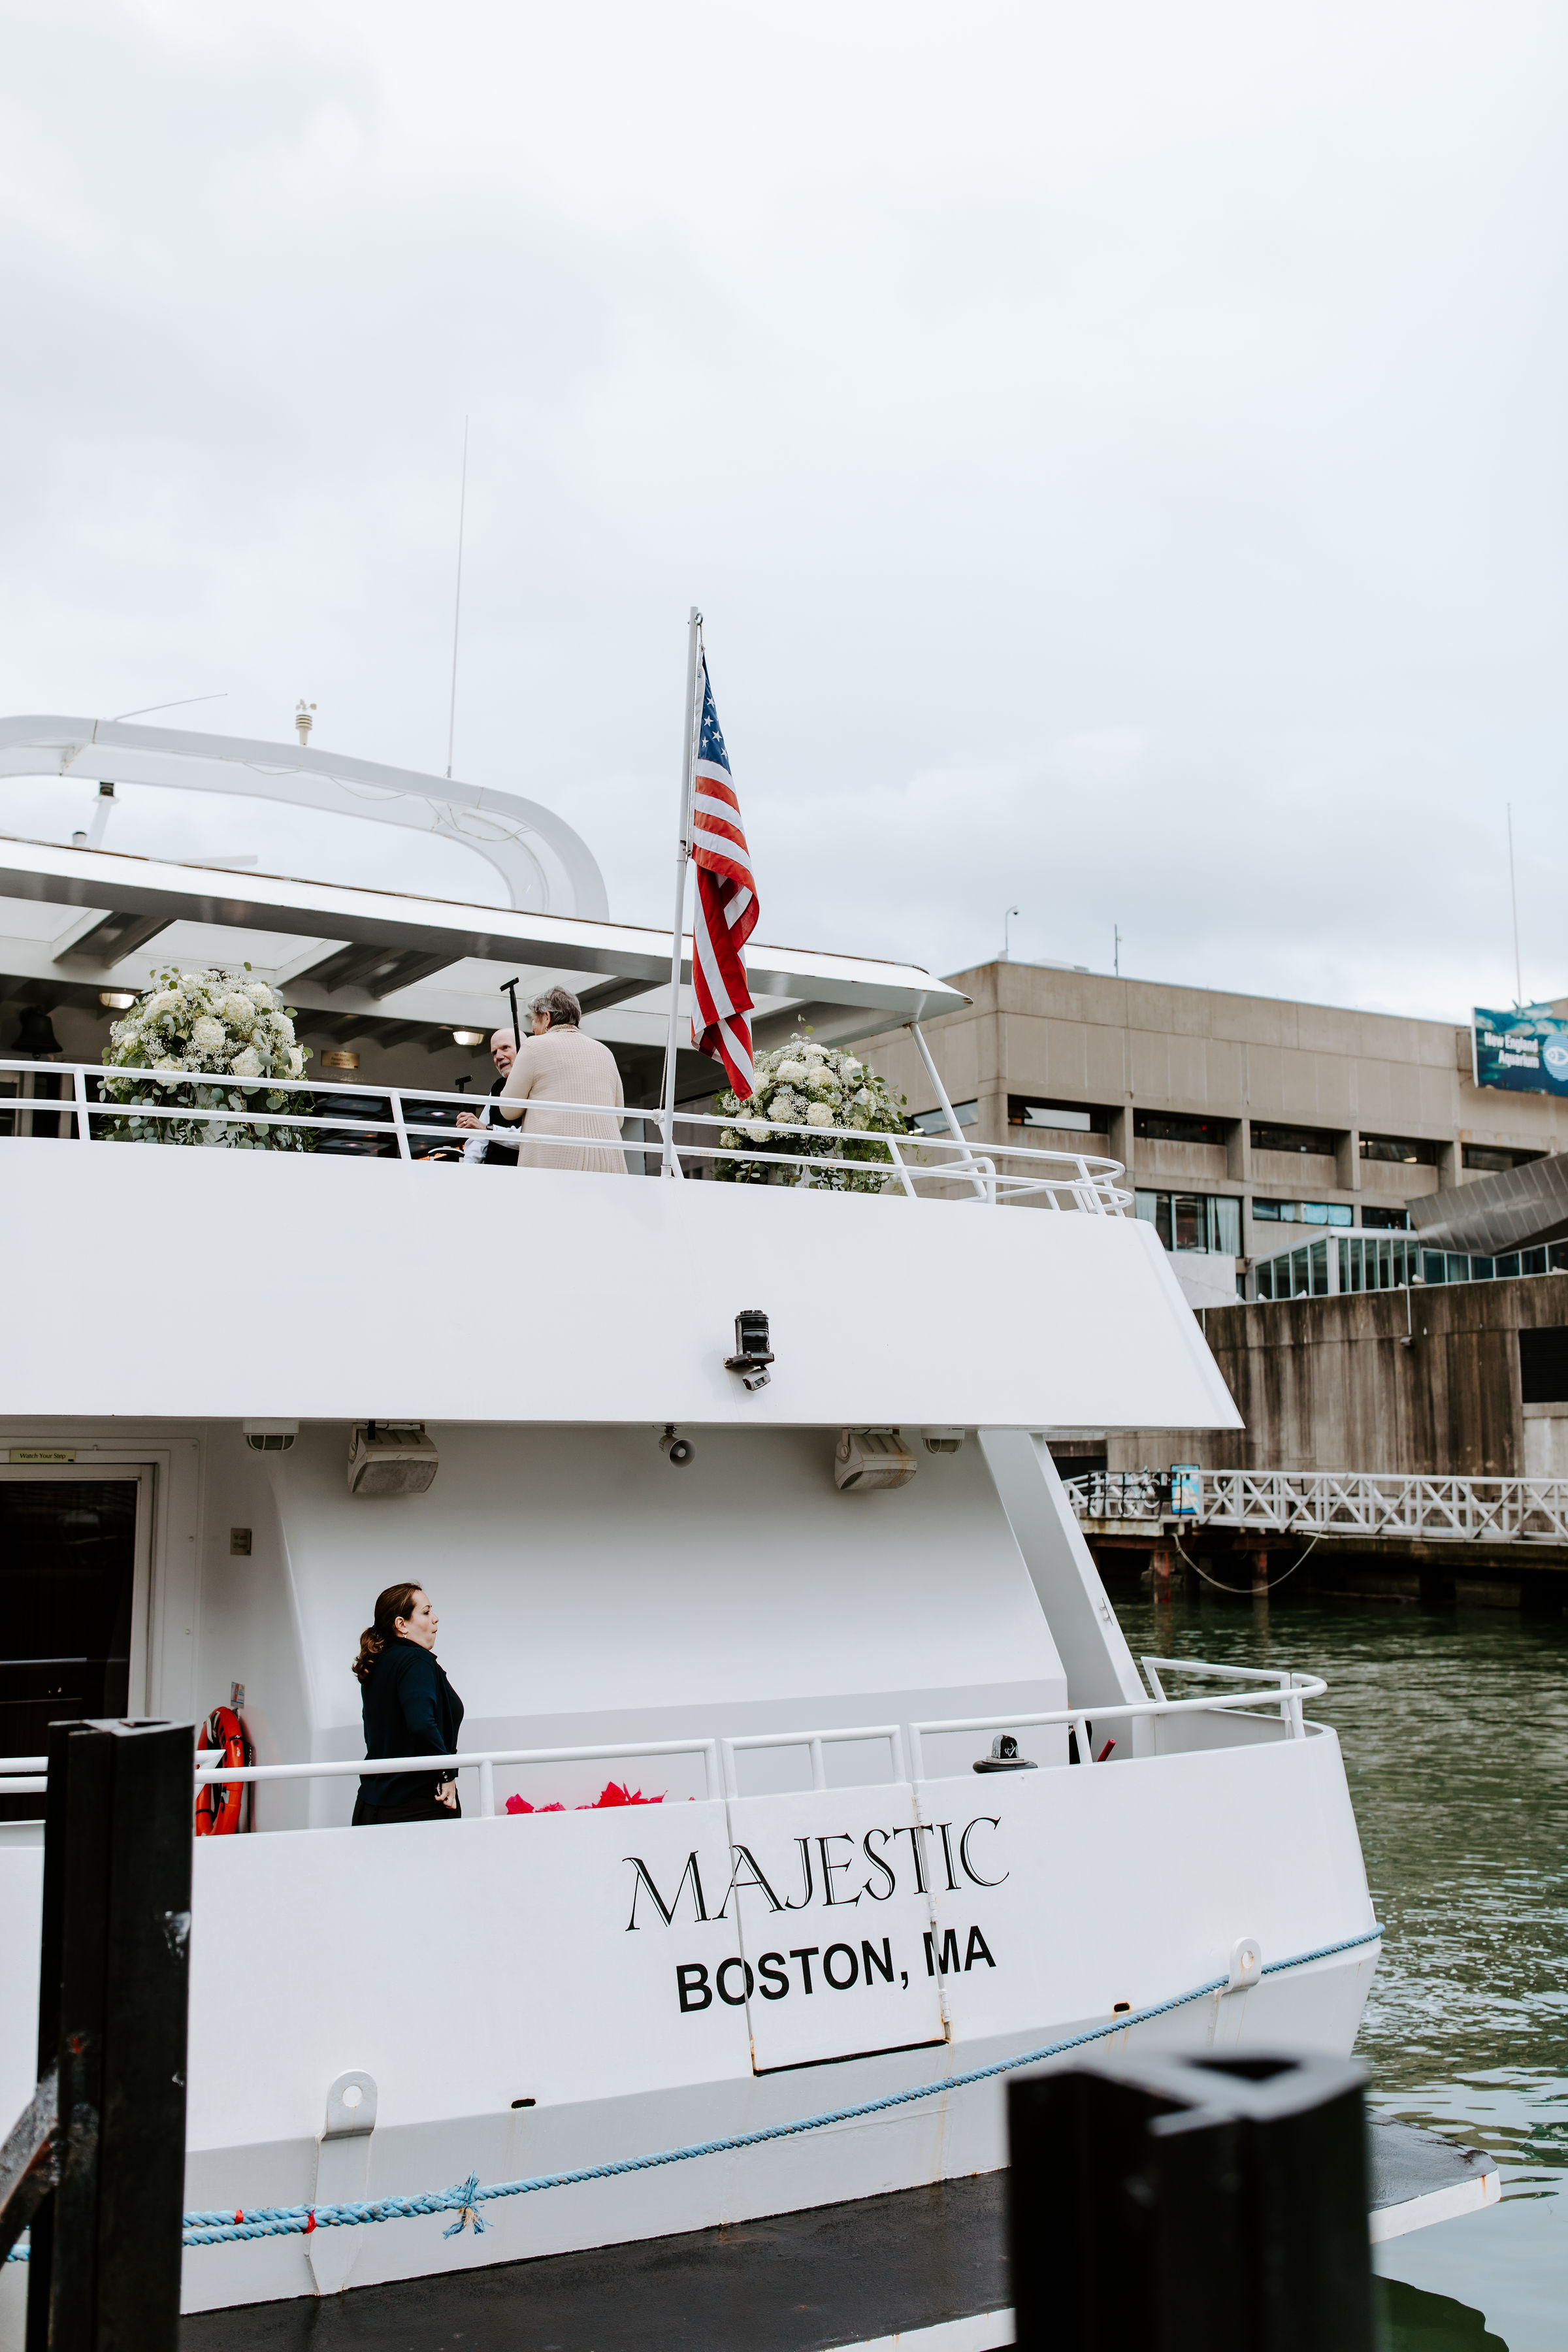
[1251,1122,1338,1155]
[1361,1206,1410,1231]
[1360,1134,1438,1166]
[1464,1145,1547,1173]
[1520,1328,1568,1405]
[1134,1111,1230,1145]
[1007,1098,1106,1133]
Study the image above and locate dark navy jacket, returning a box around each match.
[358,1639,465,1810]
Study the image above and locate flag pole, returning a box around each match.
[661,606,702,1177]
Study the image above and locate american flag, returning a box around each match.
[689,659,759,1097]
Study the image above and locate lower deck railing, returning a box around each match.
[0,1661,1325,1820]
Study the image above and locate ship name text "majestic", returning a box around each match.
[623,1816,1008,1929]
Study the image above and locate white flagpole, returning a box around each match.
[661,606,702,1176]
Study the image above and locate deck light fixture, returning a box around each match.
[244,1420,298,1452]
[725,1309,774,1392]
[99,990,137,1011]
[321,1049,359,1071]
[451,1028,485,1047]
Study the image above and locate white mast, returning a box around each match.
[660,608,702,1176]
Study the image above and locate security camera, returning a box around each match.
[724,1309,774,1392]
[660,1424,695,1465]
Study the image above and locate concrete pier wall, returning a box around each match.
[1111,1271,1568,1478]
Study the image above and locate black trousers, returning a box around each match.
[351,1791,463,1825]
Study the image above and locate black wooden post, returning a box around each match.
[8,1718,195,2352]
[1009,2048,1375,2352]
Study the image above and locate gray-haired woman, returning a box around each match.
[495,987,628,1174]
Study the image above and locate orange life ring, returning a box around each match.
[195,1704,250,1835]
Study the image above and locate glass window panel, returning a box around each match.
[1311,1241,1329,1295]
[1173,1195,1205,1250]
[1257,1260,1274,1300]
[1497,1254,1520,1279]
[1551,1243,1568,1273]
[1471,1257,1495,1281]
[1423,1252,1446,1285]
[1211,1196,1241,1254]
[1293,1248,1311,1296]
[1524,1247,1546,1275]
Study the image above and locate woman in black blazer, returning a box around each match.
[351,1582,465,1825]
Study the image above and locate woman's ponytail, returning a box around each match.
[352,1581,425,1684]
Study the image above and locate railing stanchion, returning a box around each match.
[478,1759,496,1817]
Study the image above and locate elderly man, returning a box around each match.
[495,987,627,1173]
[455,1028,522,1168]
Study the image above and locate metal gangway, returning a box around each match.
[1066,1468,1568,1548]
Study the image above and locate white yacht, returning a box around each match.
[0,718,1387,2338]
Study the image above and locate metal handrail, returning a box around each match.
[720,1722,909,1797]
[1064,1466,1568,1545]
[1,1670,1320,1816]
[191,1735,723,1815]
[0,1058,1129,1211]
[906,1669,1325,1776]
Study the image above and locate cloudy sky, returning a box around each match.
[2,1,1563,1017]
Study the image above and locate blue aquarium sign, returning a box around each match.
[1473,1007,1568,1098]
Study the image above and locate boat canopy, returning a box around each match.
[0,718,968,1067]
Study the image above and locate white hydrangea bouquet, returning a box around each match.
[99,968,312,1149]
[714,1034,907,1192]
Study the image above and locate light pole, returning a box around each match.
[1003,905,1020,962]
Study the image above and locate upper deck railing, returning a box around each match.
[0,1058,1131,1211]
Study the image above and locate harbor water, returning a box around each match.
[1111,1580,1568,2351]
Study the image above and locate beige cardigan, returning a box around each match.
[497,1026,628,1175]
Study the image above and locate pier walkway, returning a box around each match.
[1066,1468,1568,1594]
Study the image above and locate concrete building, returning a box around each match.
[860,960,1568,1307]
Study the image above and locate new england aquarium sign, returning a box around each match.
[1473,1006,1568,1098]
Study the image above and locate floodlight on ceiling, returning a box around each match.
[451,1028,485,1047]
[100,990,137,1011]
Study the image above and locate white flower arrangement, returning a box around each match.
[99,966,313,1149]
[714,1032,907,1192]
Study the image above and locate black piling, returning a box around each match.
[0,1718,195,2352]
[1009,2046,1375,2352]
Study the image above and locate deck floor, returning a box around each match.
[179,2120,1496,2352]
[178,2174,1009,2352]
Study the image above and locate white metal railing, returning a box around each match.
[720,1722,909,1797]
[191,1736,723,1816]
[907,1660,1322,1773]
[1065,1467,1568,1546]
[0,1666,1324,1814]
[0,1058,1129,1212]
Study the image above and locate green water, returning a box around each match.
[1110,1584,1568,2351]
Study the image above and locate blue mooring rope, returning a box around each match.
[5,1925,1380,2263]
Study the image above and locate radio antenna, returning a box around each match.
[446,416,470,780]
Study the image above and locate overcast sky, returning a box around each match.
[2,1,1563,1018]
